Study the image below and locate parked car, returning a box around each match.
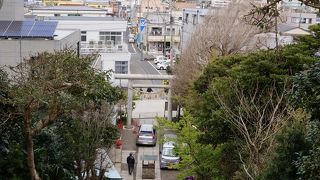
[160,134,180,169]
[154,55,168,64]
[127,22,132,28]
[136,124,157,146]
[128,34,135,43]
[156,61,170,70]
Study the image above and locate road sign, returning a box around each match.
[139,18,146,32]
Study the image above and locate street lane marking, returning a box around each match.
[131,43,137,53]
[148,61,161,75]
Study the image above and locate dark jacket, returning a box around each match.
[127,155,135,165]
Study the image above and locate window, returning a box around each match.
[99,32,122,45]
[68,14,81,16]
[185,13,189,24]
[115,61,128,74]
[151,27,162,35]
[166,28,175,35]
[301,18,312,24]
[291,17,300,23]
[81,31,87,42]
[54,14,60,16]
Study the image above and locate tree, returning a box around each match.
[290,62,320,179]
[156,114,239,179]
[0,68,28,179]
[291,62,320,121]
[185,45,318,178]
[260,61,320,179]
[6,49,123,179]
[294,121,320,179]
[173,1,261,97]
[259,117,309,180]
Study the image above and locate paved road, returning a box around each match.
[123,22,178,180]
[128,43,163,87]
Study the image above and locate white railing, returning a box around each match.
[80,42,128,54]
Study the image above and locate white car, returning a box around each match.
[154,55,168,64]
[157,61,170,70]
[160,134,180,169]
[128,34,135,43]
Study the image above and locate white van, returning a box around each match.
[160,140,180,169]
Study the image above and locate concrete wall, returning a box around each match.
[0,0,24,21]
[181,8,208,51]
[101,52,131,87]
[0,30,80,68]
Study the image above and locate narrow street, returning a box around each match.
[119,42,179,178]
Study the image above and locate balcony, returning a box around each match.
[147,35,180,42]
[80,42,128,54]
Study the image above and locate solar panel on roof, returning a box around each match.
[5,21,34,37]
[0,21,58,39]
[0,21,12,36]
[28,21,58,38]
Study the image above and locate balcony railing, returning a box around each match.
[80,42,128,54]
[149,32,180,36]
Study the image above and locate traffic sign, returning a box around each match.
[139,18,146,32]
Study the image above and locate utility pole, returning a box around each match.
[168,0,174,121]
[163,23,166,56]
[146,0,150,54]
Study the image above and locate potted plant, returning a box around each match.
[115,139,122,149]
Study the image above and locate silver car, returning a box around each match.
[136,124,157,146]
[160,141,180,169]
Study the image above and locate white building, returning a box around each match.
[280,0,316,12]
[46,16,131,86]
[27,6,111,18]
[211,0,232,7]
[181,8,208,51]
[284,12,318,30]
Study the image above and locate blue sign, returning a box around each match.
[139,18,146,32]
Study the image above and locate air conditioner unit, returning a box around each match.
[106,40,114,47]
[97,41,103,48]
[117,44,123,51]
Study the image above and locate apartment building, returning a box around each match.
[142,13,181,54]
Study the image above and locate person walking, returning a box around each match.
[127,152,135,175]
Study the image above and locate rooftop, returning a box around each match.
[0,20,57,39]
[31,6,107,11]
[44,16,122,21]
